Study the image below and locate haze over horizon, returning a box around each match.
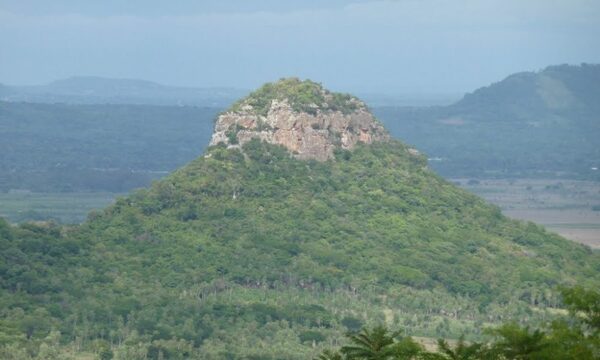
[1,0,599,94]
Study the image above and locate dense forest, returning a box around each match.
[1,139,598,358]
[0,102,218,192]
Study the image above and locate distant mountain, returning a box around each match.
[375,64,600,180]
[1,79,598,358]
[0,76,248,107]
[456,64,600,115]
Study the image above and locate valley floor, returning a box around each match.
[456,178,600,248]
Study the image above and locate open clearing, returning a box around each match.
[456,179,600,248]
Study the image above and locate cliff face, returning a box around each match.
[209,79,389,161]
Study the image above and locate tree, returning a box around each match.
[489,323,548,360]
[317,349,344,360]
[560,286,600,333]
[423,336,493,360]
[341,326,399,360]
[340,326,422,360]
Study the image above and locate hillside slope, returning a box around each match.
[1,79,598,359]
[375,64,600,179]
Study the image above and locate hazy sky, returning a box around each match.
[1,0,599,94]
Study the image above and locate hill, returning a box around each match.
[1,78,598,358]
[375,64,600,180]
[0,76,247,107]
[2,65,598,198]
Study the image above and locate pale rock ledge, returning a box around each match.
[209,99,389,161]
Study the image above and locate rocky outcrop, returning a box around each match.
[210,99,389,161]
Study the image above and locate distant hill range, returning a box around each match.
[0,76,248,107]
[375,63,600,180]
[0,64,597,196]
[0,76,459,107]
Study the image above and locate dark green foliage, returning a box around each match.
[343,316,365,332]
[300,330,326,344]
[488,324,548,359]
[226,127,239,144]
[560,286,600,332]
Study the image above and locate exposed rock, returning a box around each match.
[210,92,389,161]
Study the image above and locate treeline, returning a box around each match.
[0,281,597,359]
[317,286,599,359]
[0,102,219,192]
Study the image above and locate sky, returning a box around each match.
[1,0,599,94]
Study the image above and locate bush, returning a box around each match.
[341,316,364,332]
[299,330,326,344]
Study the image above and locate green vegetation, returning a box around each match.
[374,64,600,180]
[228,78,361,116]
[0,139,598,358]
[318,286,600,359]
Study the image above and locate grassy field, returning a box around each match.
[456,179,600,248]
[0,192,122,224]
